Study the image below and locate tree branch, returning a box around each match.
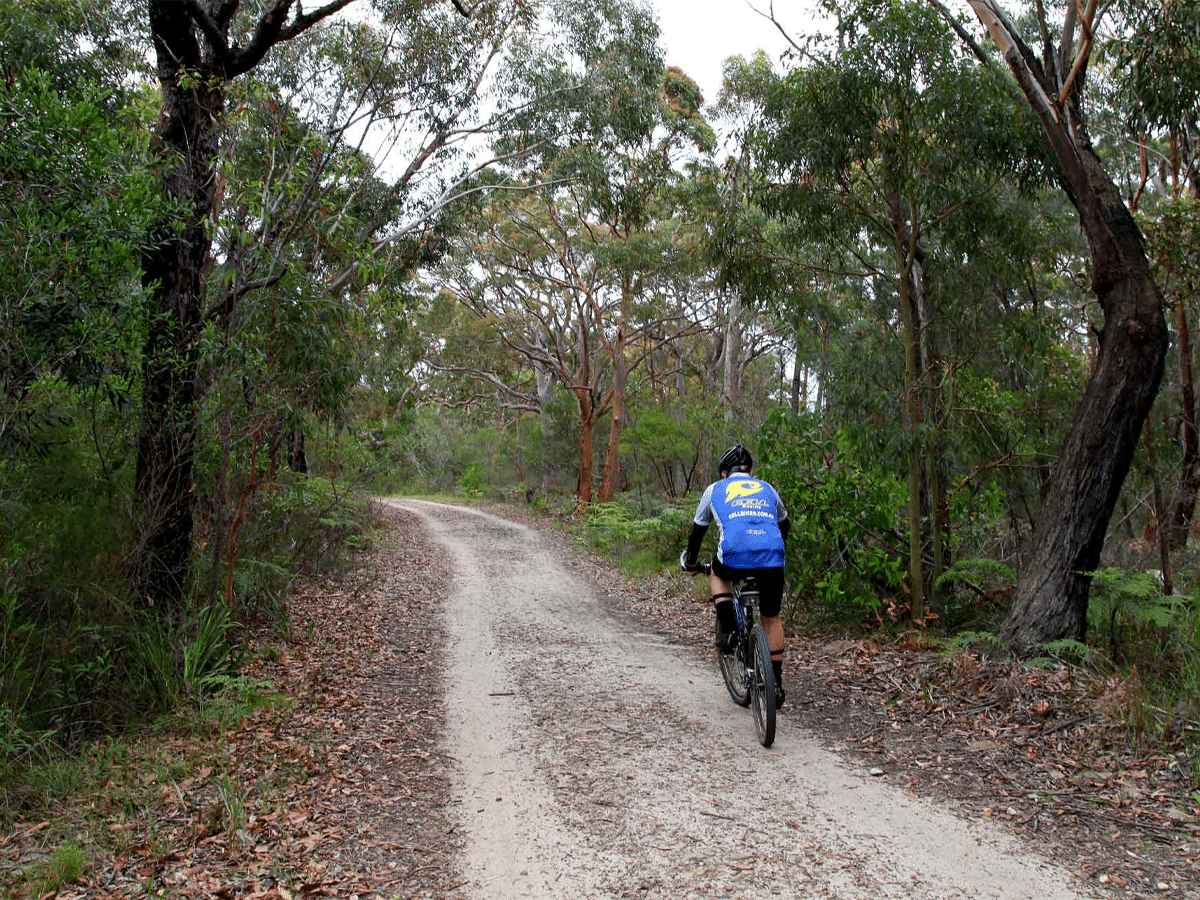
[225,0,358,78]
[925,0,993,68]
[1057,0,1100,106]
[746,1,804,56]
[206,269,288,323]
[181,0,230,61]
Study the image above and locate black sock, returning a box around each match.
[772,659,784,686]
[715,602,737,633]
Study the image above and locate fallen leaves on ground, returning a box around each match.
[1,504,457,900]
[5,500,1199,900]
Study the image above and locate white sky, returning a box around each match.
[648,1,820,105]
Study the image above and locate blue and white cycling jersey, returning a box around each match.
[693,473,788,569]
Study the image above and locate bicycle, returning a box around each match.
[681,555,777,747]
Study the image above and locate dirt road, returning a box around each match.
[388,499,1100,900]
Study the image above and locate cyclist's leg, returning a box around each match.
[709,566,737,649]
[758,568,787,706]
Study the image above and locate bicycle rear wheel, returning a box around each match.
[749,625,777,747]
[717,616,751,707]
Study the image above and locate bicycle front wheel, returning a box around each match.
[749,625,777,747]
[717,619,751,707]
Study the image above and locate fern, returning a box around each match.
[934,557,1016,590]
[1034,638,1093,664]
[1135,594,1190,628]
[941,630,1005,654]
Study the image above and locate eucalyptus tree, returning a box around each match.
[487,0,716,501]
[1103,0,1200,552]
[135,0,535,616]
[755,1,1052,616]
[931,1,1172,647]
[438,187,618,503]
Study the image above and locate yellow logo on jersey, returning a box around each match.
[725,479,764,502]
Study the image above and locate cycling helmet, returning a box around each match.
[717,444,753,476]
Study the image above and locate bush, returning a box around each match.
[585,497,695,576]
[757,409,908,625]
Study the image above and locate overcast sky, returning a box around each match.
[648,1,817,105]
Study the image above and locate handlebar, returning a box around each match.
[679,550,711,575]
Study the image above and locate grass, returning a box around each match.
[0,674,298,898]
[23,842,86,895]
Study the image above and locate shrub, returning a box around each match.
[585,497,694,574]
[756,409,907,624]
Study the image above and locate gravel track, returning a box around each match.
[386,499,1102,900]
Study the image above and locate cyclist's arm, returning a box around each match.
[773,485,790,542]
[685,521,708,566]
[685,484,716,567]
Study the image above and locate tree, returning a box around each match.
[1104,0,1200,552]
[437,176,711,505]
[488,0,715,501]
[939,1,1171,647]
[133,0,523,616]
[753,1,1053,618]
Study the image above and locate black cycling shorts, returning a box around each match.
[712,560,785,618]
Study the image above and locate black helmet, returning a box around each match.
[717,444,753,476]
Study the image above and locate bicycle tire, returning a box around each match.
[749,625,777,747]
[717,614,751,707]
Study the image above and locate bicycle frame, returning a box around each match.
[685,558,776,746]
[730,578,760,660]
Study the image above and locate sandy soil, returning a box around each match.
[386,498,1106,900]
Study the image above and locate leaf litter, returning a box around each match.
[2,501,1197,899]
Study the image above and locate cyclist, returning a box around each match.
[681,444,791,708]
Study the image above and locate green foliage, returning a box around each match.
[940,630,1006,654]
[459,462,488,498]
[1087,568,1200,651]
[25,841,86,895]
[182,604,239,692]
[1108,0,1200,133]
[0,63,158,456]
[585,497,694,575]
[621,399,716,498]
[935,556,1016,625]
[129,603,241,712]
[757,409,907,623]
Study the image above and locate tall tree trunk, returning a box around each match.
[598,276,631,502]
[574,390,596,505]
[134,0,361,616]
[1162,131,1200,550]
[915,252,948,614]
[535,360,556,493]
[1142,415,1174,594]
[890,191,926,622]
[135,2,228,617]
[1166,296,1198,550]
[965,2,1170,648]
[790,321,803,415]
[898,269,926,622]
[723,285,743,420]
